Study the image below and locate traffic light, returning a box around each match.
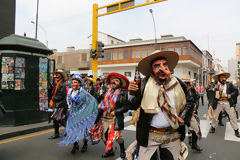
[97,41,104,58]
[90,49,97,58]
[90,41,104,58]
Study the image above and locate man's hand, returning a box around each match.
[227,94,231,99]
[177,116,184,126]
[110,111,115,116]
[128,82,139,95]
[49,100,54,108]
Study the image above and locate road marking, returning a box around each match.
[124,116,132,123]
[224,122,240,142]
[200,120,211,138]
[0,127,64,145]
[124,125,136,131]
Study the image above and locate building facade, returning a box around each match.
[236,43,240,81]
[202,50,214,87]
[98,35,203,81]
[88,32,125,48]
[48,47,91,77]
[0,0,16,39]
[228,57,236,81]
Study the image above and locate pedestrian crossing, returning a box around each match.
[123,116,240,142]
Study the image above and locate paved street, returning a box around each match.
[1,98,240,160]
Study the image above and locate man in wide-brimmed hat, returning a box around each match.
[181,75,203,152]
[209,71,240,137]
[96,72,130,159]
[48,69,68,139]
[127,50,194,160]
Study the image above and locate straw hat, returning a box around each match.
[181,75,191,83]
[53,69,67,81]
[106,72,129,90]
[213,71,230,81]
[138,50,179,76]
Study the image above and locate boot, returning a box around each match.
[102,148,115,158]
[191,131,203,152]
[218,120,224,126]
[209,127,215,134]
[119,142,126,159]
[81,140,88,153]
[236,111,239,120]
[234,129,240,138]
[71,142,79,154]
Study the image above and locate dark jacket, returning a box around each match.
[96,90,131,131]
[128,76,194,147]
[209,82,238,109]
[52,81,68,109]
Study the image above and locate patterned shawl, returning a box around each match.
[59,88,98,146]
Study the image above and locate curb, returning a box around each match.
[0,124,53,140]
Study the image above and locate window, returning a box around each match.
[135,48,141,58]
[81,53,87,61]
[113,50,117,60]
[148,47,153,56]
[167,46,174,51]
[124,48,129,59]
[142,48,147,58]
[175,44,181,55]
[161,45,166,51]
[107,53,112,60]
[111,40,114,44]
[124,72,131,77]
[129,48,134,59]
[183,46,188,55]
[118,49,123,60]
[57,56,62,64]
[155,45,160,51]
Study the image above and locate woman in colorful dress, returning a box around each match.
[59,74,99,154]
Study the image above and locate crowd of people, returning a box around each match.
[47,50,239,160]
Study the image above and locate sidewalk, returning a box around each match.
[0,121,52,140]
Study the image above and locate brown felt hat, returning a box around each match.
[138,50,179,76]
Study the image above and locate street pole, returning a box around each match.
[92,3,98,82]
[149,9,157,50]
[35,0,39,39]
[31,21,48,46]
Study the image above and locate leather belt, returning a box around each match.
[149,126,177,135]
[219,97,228,101]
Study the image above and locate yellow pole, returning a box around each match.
[92,3,98,82]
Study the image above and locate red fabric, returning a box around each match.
[106,73,129,90]
[89,120,103,144]
[105,120,121,152]
[195,85,204,94]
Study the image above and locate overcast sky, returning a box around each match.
[15,0,240,67]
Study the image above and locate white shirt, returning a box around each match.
[128,84,176,128]
[67,87,82,109]
[150,87,176,128]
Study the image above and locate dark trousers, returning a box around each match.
[53,120,60,135]
[200,96,204,105]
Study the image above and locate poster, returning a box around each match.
[15,57,25,67]
[1,57,26,90]
[39,98,48,111]
[15,68,25,79]
[39,57,48,111]
[15,79,25,90]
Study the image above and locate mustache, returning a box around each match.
[156,70,166,77]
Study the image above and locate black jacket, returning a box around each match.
[209,82,238,109]
[128,76,194,147]
[52,81,68,109]
[96,90,131,131]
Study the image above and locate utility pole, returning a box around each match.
[35,0,39,39]
[149,9,157,50]
[92,0,167,82]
